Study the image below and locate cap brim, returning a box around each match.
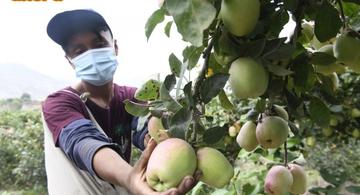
[47,9,111,46]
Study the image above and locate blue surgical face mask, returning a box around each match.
[70,47,118,86]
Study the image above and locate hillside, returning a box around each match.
[0,64,69,100]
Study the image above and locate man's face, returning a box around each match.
[65,30,118,61]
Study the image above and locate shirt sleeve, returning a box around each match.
[59,118,120,177]
[131,117,148,151]
[42,90,88,146]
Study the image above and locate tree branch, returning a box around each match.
[284,141,288,167]
[336,0,347,29]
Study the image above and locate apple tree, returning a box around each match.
[126,0,360,194]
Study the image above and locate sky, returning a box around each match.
[0,0,294,88]
[0,0,187,88]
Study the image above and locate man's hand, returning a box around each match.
[127,139,200,195]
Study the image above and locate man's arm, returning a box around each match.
[59,119,197,195]
[93,139,197,195]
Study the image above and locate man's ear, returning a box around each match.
[65,55,75,69]
[114,39,118,56]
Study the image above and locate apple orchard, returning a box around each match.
[125,0,360,194]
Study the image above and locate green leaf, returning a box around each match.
[319,168,347,186]
[269,8,290,37]
[264,43,295,60]
[255,99,266,113]
[203,126,227,144]
[266,63,293,76]
[165,0,216,46]
[310,52,337,66]
[343,0,360,5]
[145,9,165,40]
[314,1,342,42]
[283,0,299,12]
[183,81,194,107]
[160,74,182,112]
[169,107,192,139]
[218,90,234,110]
[124,100,149,117]
[262,38,286,57]
[346,185,360,193]
[243,183,256,195]
[200,73,230,104]
[134,79,161,101]
[292,54,316,91]
[242,38,267,58]
[169,53,182,77]
[164,21,173,37]
[182,46,204,70]
[308,97,330,127]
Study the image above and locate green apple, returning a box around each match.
[148,117,170,143]
[220,0,260,37]
[322,127,333,137]
[236,121,258,151]
[146,138,197,192]
[334,33,360,72]
[288,164,307,194]
[229,58,269,99]
[196,147,234,188]
[265,165,293,195]
[228,126,237,137]
[306,136,316,147]
[314,45,345,75]
[329,73,340,91]
[273,105,289,121]
[352,129,360,138]
[329,115,339,127]
[351,108,360,118]
[256,116,289,149]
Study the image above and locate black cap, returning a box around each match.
[47,9,112,46]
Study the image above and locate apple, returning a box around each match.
[334,33,360,72]
[351,108,360,118]
[288,164,307,194]
[322,127,333,137]
[229,58,269,99]
[146,138,197,192]
[148,117,170,143]
[329,73,340,91]
[306,136,316,147]
[196,147,234,188]
[236,121,258,151]
[352,129,360,138]
[265,165,293,195]
[273,105,289,121]
[256,116,289,149]
[314,45,345,75]
[228,125,237,137]
[220,0,260,37]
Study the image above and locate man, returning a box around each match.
[42,9,196,195]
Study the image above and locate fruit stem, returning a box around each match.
[336,0,347,29]
[284,141,288,167]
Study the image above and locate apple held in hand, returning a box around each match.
[148,117,170,143]
[146,138,197,192]
[236,121,258,152]
[256,116,289,149]
[196,147,234,188]
[265,165,293,195]
[229,58,269,99]
[288,164,307,194]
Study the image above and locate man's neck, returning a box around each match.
[72,81,114,108]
